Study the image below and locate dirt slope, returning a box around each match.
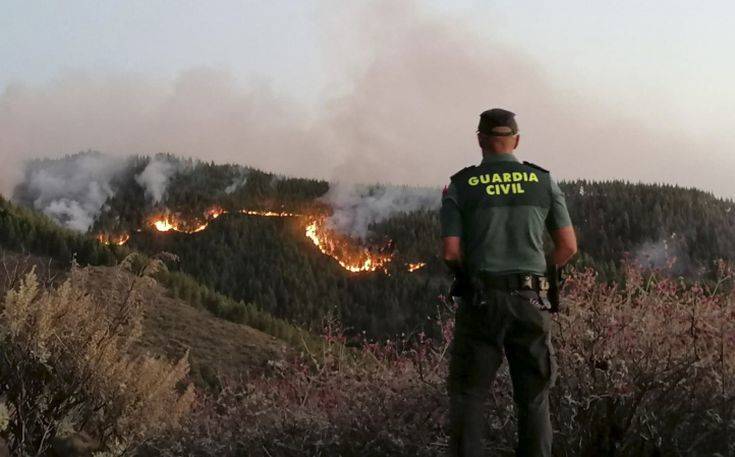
[80,265,287,387]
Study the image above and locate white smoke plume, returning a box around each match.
[323,182,439,239]
[15,152,128,232]
[1,0,733,202]
[633,233,698,276]
[225,174,248,194]
[634,238,676,270]
[135,156,177,204]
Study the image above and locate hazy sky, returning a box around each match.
[1,0,734,197]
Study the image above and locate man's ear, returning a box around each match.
[514,135,520,150]
[477,132,486,149]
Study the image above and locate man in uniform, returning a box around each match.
[441,108,577,457]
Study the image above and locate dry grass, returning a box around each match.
[2,249,732,456]
[145,263,735,457]
[0,257,194,456]
[78,265,288,389]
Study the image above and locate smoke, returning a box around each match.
[1,0,733,203]
[224,174,248,194]
[316,1,734,196]
[135,156,177,203]
[323,182,439,239]
[14,152,128,232]
[634,239,677,270]
[0,69,324,198]
[632,234,699,276]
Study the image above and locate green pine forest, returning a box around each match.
[4,152,735,341]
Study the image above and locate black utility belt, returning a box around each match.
[476,272,549,292]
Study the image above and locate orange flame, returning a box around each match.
[148,206,230,234]
[151,213,210,234]
[153,217,177,232]
[99,205,425,274]
[97,233,130,246]
[206,206,227,219]
[240,209,300,217]
[407,262,426,272]
[189,222,209,233]
[305,218,392,273]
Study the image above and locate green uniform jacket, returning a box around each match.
[440,153,572,276]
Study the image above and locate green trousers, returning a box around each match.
[447,289,556,457]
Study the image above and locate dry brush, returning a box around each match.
[0,255,194,456]
[148,263,735,456]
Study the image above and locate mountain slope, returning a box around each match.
[0,196,314,353]
[8,152,735,339]
[79,265,286,388]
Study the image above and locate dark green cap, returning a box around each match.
[477,108,519,136]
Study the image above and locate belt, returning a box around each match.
[476,272,549,292]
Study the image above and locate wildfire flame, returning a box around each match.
[241,209,300,217]
[96,233,130,246]
[100,205,425,274]
[407,262,426,272]
[206,206,227,219]
[305,219,393,273]
[150,206,227,234]
[153,217,177,232]
[152,217,209,233]
[189,223,209,233]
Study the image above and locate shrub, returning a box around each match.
[146,263,734,456]
[553,262,735,455]
[0,258,194,456]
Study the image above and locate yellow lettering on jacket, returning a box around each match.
[485,183,526,196]
[468,172,540,185]
[466,170,539,197]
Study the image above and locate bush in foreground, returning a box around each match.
[147,263,734,456]
[0,258,194,456]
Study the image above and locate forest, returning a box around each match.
[6,152,735,339]
[3,152,735,455]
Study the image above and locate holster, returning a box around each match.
[546,262,565,313]
[449,274,486,307]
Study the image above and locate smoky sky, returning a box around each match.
[1,0,733,199]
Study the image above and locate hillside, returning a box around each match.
[0,196,317,351]
[3,153,735,456]
[80,265,286,388]
[7,152,735,339]
[0,251,285,389]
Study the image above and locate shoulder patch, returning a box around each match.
[450,165,476,181]
[522,161,549,173]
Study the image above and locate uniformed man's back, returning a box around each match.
[441,108,577,457]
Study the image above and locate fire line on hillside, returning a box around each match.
[305,218,393,273]
[96,233,130,246]
[97,206,426,274]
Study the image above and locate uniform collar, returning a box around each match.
[480,153,519,165]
